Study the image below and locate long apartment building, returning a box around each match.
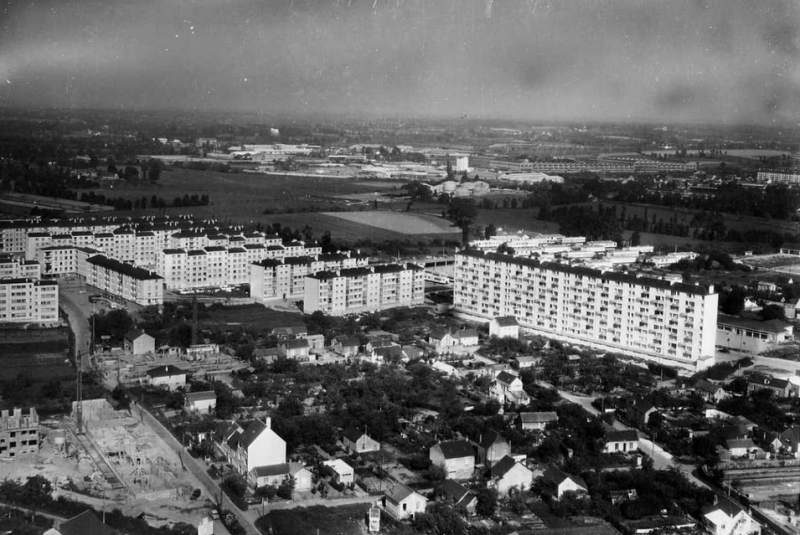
[304,263,425,316]
[0,278,59,324]
[250,252,370,303]
[84,255,163,306]
[454,250,718,371]
[0,254,40,279]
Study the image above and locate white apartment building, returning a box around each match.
[250,252,369,303]
[453,250,718,371]
[757,170,800,184]
[0,255,40,280]
[303,263,425,315]
[37,246,78,277]
[0,278,59,324]
[85,256,163,306]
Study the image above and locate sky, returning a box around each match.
[1,0,799,125]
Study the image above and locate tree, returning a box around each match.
[277,476,295,500]
[475,484,498,517]
[446,198,478,245]
[760,304,786,321]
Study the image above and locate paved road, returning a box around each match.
[58,278,93,365]
[539,382,709,489]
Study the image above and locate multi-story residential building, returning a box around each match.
[0,408,39,458]
[250,252,369,303]
[0,255,40,280]
[453,250,718,371]
[0,278,59,323]
[757,170,800,184]
[303,263,425,315]
[37,246,77,277]
[85,256,163,306]
[158,248,188,290]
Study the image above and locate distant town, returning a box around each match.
[2,110,800,535]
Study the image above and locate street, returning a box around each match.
[58,277,92,364]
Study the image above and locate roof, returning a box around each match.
[343,427,368,442]
[543,465,586,490]
[631,399,656,414]
[252,463,291,477]
[435,440,474,459]
[492,316,519,327]
[385,483,423,505]
[726,438,756,450]
[495,371,520,385]
[717,314,790,335]
[519,411,558,424]
[87,255,162,281]
[455,329,478,340]
[747,374,789,389]
[703,496,742,519]
[146,365,186,378]
[240,419,268,449]
[282,338,309,350]
[694,379,723,394]
[606,430,639,443]
[124,328,151,341]
[57,510,116,535]
[489,455,520,479]
[478,429,506,449]
[438,479,475,506]
[324,458,354,475]
[335,337,361,348]
[186,390,217,403]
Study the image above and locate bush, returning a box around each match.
[220,476,249,511]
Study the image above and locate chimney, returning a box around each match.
[13,408,21,418]
[265,417,271,429]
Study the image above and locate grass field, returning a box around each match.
[325,211,457,234]
[256,504,372,535]
[198,304,304,328]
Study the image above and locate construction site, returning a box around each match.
[3,399,214,529]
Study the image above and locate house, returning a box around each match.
[626,399,658,428]
[185,390,216,414]
[693,379,727,404]
[757,281,778,293]
[45,510,116,535]
[747,374,791,398]
[515,356,539,369]
[543,465,588,499]
[323,458,355,486]
[702,496,760,535]
[437,479,477,516]
[603,429,639,454]
[371,344,403,364]
[278,338,310,360]
[123,329,155,355]
[476,430,510,467]
[717,315,794,354]
[306,333,325,352]
[272,325,308,339]
[384,483,428,520]
[250,462,313,492]
[489,316,519,339]
[331,336,361,357]
[430,440,475,480]
[490,371,529,405]
[780,426,800,455]
[428,328,454,351]
[224,417,287,476]
[366,338,399,355]
[343,428,380,455]
[517,411,558,432]
[725,438,757,457]
[453,328,479,346]
[401,345,423,362]
[145,365,187,390]
[488,455,534,497]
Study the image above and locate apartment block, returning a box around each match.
[303,263,425,315]
[0,255,40,279]
[85,255,163,306]
[250,252,369,303]
[0,277,58,324]
[0,408,39,458]
[453,250,718,371]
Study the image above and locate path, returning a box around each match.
[58,278,92,364]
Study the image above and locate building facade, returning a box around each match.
[0,408,39,458]
[85,256,163,306]
[0,278,58,324]
[303,263,425,316]
[454,250,718,371]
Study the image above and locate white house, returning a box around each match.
[224,417,286,476]
[543,465,587,499]
[145,365,187,390]
[124,329,155,355]
[489,316,519,339]
[342,428,380,455]
[517,412,558,432]
[437,479,477,516]
[384,483,427,520]
[324,458,355,486]
[185,391,216,414]
[702,496,760,535]
[430,440,475,480]
[487,455,534,497]
[250,462,313,492]
[603,430,639,454]
[490,371,529,405]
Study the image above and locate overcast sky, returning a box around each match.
[1,0,798,125]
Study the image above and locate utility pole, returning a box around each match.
[192,292,198,347]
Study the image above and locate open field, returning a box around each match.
[197,303,304,328]
[256,504,372,535]
[325,211,457,234]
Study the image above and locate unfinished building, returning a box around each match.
[0,407,39,458]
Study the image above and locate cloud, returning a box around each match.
[0,0,798,125]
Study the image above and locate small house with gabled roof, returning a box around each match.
[124,329,155,355]
[223,417,286,476]
[145,365,186,390]
[489,316,519,339]
[543,465,587,499]
[384,483,427,520]
[517,411,558,431]
[437,479,477,516]
[343,428,380,455]
[603,429,639,454]
[487,455,534,497]
[476,429,510,467]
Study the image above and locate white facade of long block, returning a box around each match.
[454,250,718,371]
[85,255,163,306]
[304,263,425,316]
[0,278,59,324]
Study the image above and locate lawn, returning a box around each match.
[256,504,372,535]
[197,304,304,329]
[325,211,457,235]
